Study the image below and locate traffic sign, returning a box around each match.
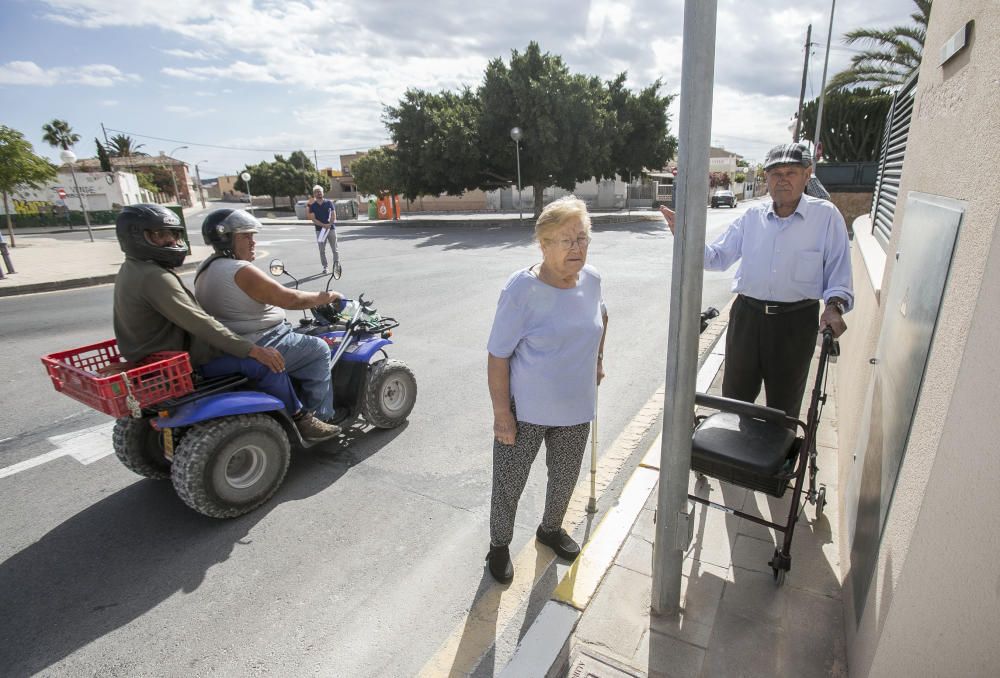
[57,188,67,199]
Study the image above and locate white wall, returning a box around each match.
[2,171,142,214]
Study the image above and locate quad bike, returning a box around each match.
[41,262,416,519]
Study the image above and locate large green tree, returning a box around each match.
[235,161,275,207]
[800,89,892,162]
[478,42,612,216]
[828,0,931,92]
[605,74,677,180]
[41,119,80,151]
[386,88,482,200]
[384,42,675,217]
[0,126,59,244]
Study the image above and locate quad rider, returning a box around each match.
[112,203,339,442]
[194,208,343,427]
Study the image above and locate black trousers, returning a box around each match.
[723,295,820,420]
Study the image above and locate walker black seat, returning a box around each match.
[692,411,796,477]
[690,393,800,497]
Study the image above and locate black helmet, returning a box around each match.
[116,204,188,268]
[201,208,261,257]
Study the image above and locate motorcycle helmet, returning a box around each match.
[201,208,261,258]
[116,203,188,268]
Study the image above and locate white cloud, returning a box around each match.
[0,60,140,87]
[161,48,216,60]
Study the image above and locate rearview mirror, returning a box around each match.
[269,259,284,276]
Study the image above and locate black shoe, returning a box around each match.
[536,526,580,561]
[486,544,514,584]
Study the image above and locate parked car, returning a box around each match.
[711,190,737,208]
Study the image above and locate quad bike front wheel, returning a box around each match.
[112,417,174,480]
[170,414,290,519]
[361,359,417,429]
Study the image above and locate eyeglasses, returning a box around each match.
[547,236,592,251]
[147,228,180,241]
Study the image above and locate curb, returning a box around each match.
[501,300,732,677]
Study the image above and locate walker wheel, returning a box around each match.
[816,486,827,516]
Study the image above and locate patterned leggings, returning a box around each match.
[490,418,590,547]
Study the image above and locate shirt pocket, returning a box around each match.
[792,250,822,284]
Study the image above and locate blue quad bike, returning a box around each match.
[49,262,417,519]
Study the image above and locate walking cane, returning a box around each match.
[587,387,599,514]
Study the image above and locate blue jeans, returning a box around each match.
[255,322,334,420]
[200,355,303,414]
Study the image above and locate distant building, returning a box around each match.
[76,153,194,206]
[1,171,146,214]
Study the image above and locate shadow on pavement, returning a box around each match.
[0,421,405,676]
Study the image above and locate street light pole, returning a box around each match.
[59,149,94,243]
[510,127,523,224]
[195,161,208,208]
[793,24,812,142]
[241,172,253,211]
[168,145,189,206]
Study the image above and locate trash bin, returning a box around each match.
[334,199,357,221]
[367,198,377,220]
[295,200,310,221]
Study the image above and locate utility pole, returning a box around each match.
[651,0,717,616]
[194,162,207,208]
[813,1,836,163]
[794,24,812,142]
[100,122,109,147]
[313,149,320,171]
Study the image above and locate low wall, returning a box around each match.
[401,191,488,213]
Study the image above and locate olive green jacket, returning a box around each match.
[113,257,252,366]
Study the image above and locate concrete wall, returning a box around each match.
[2,171,143,213]
[837,3,1000,676]
[401,189,488,213]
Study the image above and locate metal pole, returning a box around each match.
[195,163,206,208]
[515,140,523,225]
[813,1,836,164]
[651,0,716,616]
[794,24,812,142]
[68,165,95,243]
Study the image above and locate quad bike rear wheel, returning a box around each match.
[171,414,290,519]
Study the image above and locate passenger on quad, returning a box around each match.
[194,208,343,427]
[112,203,338,442]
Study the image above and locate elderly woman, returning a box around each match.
[485,196,609,584]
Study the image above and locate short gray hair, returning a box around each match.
[534,195,591,242]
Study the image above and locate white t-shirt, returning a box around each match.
[487,264,605,426]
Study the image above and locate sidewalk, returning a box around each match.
[504,304,847,677]
[0,208,662,297]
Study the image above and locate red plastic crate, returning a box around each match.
[41,339,194,418]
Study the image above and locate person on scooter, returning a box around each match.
[306,185,339,274]
[194,208,342,425]
[112,203,339,441]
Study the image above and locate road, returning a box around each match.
[0,203,751,676]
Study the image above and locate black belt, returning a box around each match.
[739,295,818,316]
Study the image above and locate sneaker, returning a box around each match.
[536,526,580,561]
[321,267,329,274]
[295,412,340,441]
[486,544,514,584]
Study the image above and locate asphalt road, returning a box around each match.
[0,203,751,676]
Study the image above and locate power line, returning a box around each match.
[103,127,390,155]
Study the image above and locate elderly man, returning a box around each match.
[660,142,853,419]
[195,208,343,429]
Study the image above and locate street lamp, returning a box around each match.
[510,126,523,224]
[241,172,253,211]
[195,160,208,209]
[168,145,189,206]
[58,149,94,243]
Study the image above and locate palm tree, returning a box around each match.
[828,0,932,92]
[41,119,80,150]
[105,134,147,157]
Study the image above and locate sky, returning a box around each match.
[1,0,919,179]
